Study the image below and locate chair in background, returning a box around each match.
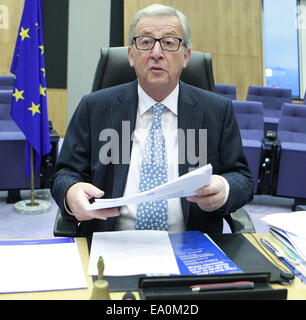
[232,100,264,193]
[0,75,15,90]
[303,90,306,105]
[276,103,306,202]
[215,84,237,100]
[246,85,292,133]
[54,46,255,237]
[0,90,60,202]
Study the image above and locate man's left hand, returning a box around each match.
[186,175,227,212]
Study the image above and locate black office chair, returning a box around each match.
[91,47,215,92]
[54,47,255,237]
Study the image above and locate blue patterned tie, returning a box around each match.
[136,103,168,230]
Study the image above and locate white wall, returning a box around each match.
[67,0,111,123]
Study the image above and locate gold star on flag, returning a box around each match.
[40,84,46,96]
[39,45,44,55]
[19,27,30,41]
[40,68,46,77]
[12,88,25,102]
[28,102,41,116]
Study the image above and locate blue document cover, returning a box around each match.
[169,231,242,275]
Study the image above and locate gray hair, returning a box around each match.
[128,4,192,50]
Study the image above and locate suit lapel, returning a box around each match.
[111,81,138,198]
[178,81,205,222]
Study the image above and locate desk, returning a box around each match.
[0,238,133,300]
[0,235,305,300]
[245,234,306,300]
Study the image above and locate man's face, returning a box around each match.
[128,15,191,100]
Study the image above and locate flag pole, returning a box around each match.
[14,144,51,214]
[28,145,38,207]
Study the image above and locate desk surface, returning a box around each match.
[0,235,305,300]
[245,234,306,300]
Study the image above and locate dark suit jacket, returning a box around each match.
[50,80,253,236]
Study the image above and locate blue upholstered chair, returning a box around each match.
[232,100,264,193]
[246,86,292,133]
[0,89,59,201]
[276,103,306,200]
[0,75,15,90]
[215,84,237,100]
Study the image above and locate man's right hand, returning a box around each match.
[65,182,120,221]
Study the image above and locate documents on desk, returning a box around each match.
[88,230,241,277]
[85,164,212,210]
[261,211,306,283]
[88,230,180,276]
[0,238,88,294]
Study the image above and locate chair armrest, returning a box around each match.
[53,207,255,236]
[53,209,79,237]
[224,208,256,233]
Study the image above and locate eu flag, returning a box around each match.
[10,0,51,178]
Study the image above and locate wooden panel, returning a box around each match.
[0,0,67,136]
[215,0,262,56]
[47,89,67,137]
[0,0,23,75]
[214,54,263,100]
[124,0,263,100]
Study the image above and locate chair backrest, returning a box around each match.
[215,84,236,100]
[277,103,306,143]
[0,75,15,90]
[246,85,292,110]
[91,47,215,92]
[232,100,264,140]
[0,90,13,120]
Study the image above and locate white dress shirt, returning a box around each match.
[115,84,186,232]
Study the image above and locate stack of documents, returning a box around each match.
[261,211,306,282]
[86,164,212,210]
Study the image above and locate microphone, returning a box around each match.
[122,292,136,300]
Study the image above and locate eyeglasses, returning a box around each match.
[133,36,185,52]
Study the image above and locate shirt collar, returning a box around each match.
[138,84,179,116]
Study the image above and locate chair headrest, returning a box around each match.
[232,100,264,113]
[0,90,12,103]
[0,75,15,88]
[281,103,306,118]
[247,85,292,98]
[91,47,215,93]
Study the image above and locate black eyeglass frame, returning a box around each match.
[133,36,186,52]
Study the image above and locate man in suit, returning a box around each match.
[50,4,253,236]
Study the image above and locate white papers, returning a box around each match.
[262,211,306,261]
[0,238,88,294]
[88,230,180,276]
[86,163,212,211]
[262,211,306,239]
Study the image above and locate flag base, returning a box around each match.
[14,199,51,215]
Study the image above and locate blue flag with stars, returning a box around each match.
[10,0,51,178]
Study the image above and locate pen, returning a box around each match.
[190,281,254,292]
